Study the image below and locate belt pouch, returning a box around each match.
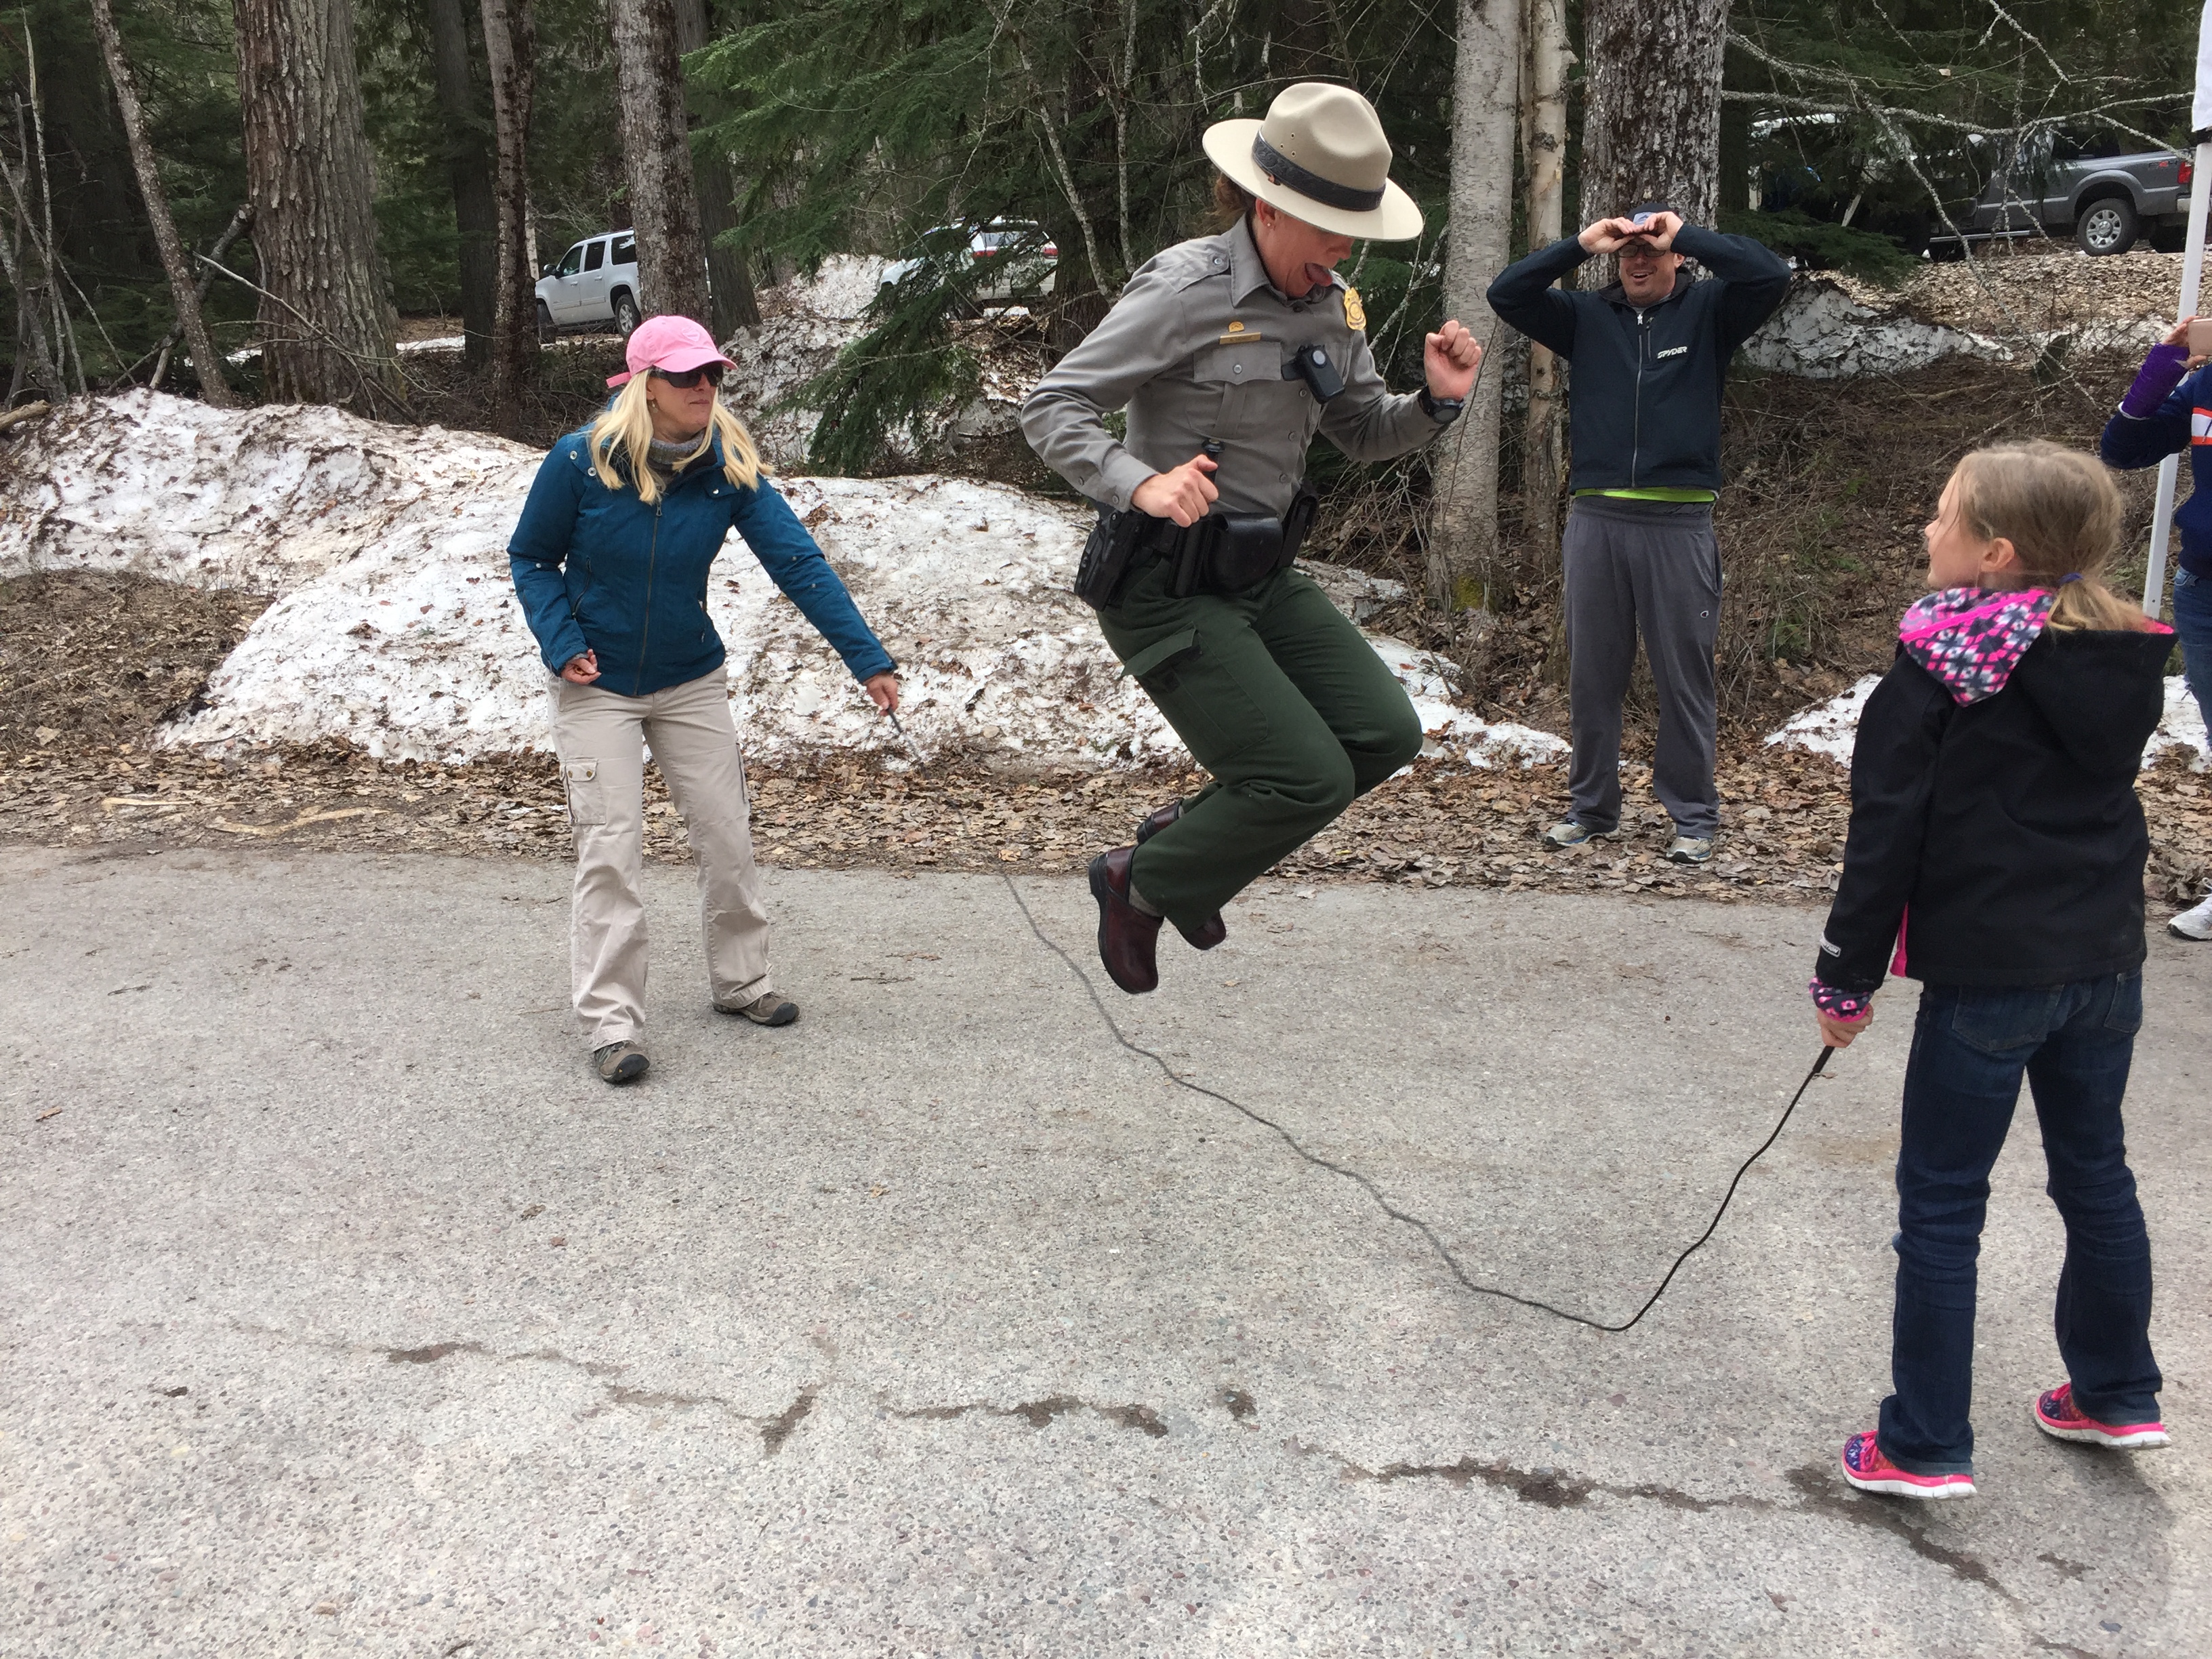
[1202,512,1288,594]
[1169,516,1216,599]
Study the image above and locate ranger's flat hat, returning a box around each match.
[1203,83,1424,242]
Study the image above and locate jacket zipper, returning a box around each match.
[1631,308,1647,487]
[634,498,663,697]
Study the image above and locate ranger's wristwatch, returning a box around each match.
[1419,388,1466,425]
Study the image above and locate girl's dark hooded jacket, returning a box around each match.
[1816,621,2173,995]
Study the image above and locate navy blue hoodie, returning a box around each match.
[2100,364,2212,578]
[1485,226,1790,493]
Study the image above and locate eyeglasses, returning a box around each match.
[650,365,725,390]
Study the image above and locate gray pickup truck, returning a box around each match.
[1937,128,2190,256]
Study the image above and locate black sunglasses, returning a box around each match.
[651,364,725,390]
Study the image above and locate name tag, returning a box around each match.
[1655,345,1689,360]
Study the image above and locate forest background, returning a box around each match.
[0,0,2201,733]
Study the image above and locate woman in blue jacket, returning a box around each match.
[2100,316,2212,941]
[508,316,899,1084]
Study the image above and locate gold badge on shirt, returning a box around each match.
[1342,286,1366,331]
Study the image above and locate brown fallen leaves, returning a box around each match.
[9,735,2207,912]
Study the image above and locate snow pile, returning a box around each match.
[1765,671,2207,771]
[1743,276,2163,380]
[721,256,1043,470]
[0,390,1561,773]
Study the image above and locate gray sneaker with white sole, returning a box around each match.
[594,1041,649,1084]
[2171,895,2212,941]
[1664,834,1715,865]
[1540,818,1617,849]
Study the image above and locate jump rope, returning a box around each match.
[893,270,1833,1332]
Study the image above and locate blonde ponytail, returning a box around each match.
[587,375,768,505]
[1950,441,2148,632]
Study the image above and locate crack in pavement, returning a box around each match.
[228,1321,819,1456]
[893,1393,1170,1438]
[1281,1433,2012,1599]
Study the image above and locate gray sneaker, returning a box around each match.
[719,991,799,1027]
[1540,818,1616,849]
[1664,834,1715,865]
[2170,894,2212,941]
[594,1041,649,1084]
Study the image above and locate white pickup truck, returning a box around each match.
[535,232,642,340]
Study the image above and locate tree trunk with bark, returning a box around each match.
[1577,0,1729,289]
[426,0,499,368]
[230,0,401,410]
[89,0,232,406]
[479,0,535,436]
[1521,0,1568,556]
[611,0,711,327]
[671,0,758,339]
[1427,0,1521,613]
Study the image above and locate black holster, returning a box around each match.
[1072,504,1146,609]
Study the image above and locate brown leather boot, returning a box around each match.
[1132,800,1227,951]
[1088,846,1162,994]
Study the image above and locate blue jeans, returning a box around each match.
[2173,567,2212,728]
[1877,974,2162,1475]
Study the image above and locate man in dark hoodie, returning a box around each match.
[1488,205,1789,864]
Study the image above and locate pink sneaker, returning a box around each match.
[1839,1431,1977,1500]
[2033,1383,2170,1449]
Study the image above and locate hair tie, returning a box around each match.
[2059,573,2083,584]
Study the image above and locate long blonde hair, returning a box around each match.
[587,373,766,505]
[1948,441,2147,632]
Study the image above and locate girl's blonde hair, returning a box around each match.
[587,372,766,505]
[1949,440,2146,632]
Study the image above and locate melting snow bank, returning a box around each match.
[1765,671,2208,771]
[1740,278,2163,380]
[0,390,1562,773]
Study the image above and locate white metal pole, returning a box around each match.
[2143,140,2210,621]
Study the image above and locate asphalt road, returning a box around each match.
[3,844,2207,1658]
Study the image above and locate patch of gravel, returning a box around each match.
[1830,245,2182,337]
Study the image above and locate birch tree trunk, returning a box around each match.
[671,0,759,339]
[611,0,711,327]
[426,0,499,368]
[1521,0,1568,554]
[480,0,535,436]
[1577,0,1729,290]
[89,0,232,406]
[230,0,400,410]
[1427,0,1521,613]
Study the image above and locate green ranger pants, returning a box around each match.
[1098,556,1424,929]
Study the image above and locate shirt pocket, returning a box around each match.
[1193,341,1304,445]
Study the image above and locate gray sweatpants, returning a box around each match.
[1562,496,1722,838]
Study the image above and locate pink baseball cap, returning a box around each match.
[606,314,736,388]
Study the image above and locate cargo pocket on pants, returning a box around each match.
[561,758,608,828]
[1120,626,1270,767]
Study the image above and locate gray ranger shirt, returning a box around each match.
[1021,217,1445,520]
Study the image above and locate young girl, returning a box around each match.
[1813,440,2174,1500]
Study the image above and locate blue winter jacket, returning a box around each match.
[507,426,896,698]
[2100,365,2211,579]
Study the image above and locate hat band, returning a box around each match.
[1250,133,1385,214]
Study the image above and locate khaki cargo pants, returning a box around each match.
[548,666,772,1049]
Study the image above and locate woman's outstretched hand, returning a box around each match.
[560,649,600,685]
[863,672,901,714]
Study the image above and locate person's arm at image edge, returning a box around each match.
[2101,325,2199,470]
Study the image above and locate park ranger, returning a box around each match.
[1021,81,1483,996]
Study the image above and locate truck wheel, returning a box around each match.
[535,301,556,344]
[2074,197,2137,257]
[613,291,641,337]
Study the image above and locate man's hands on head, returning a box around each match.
[1578,211,1684,254]
[1425,319,1483,399]
[1130,452,1220,527]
